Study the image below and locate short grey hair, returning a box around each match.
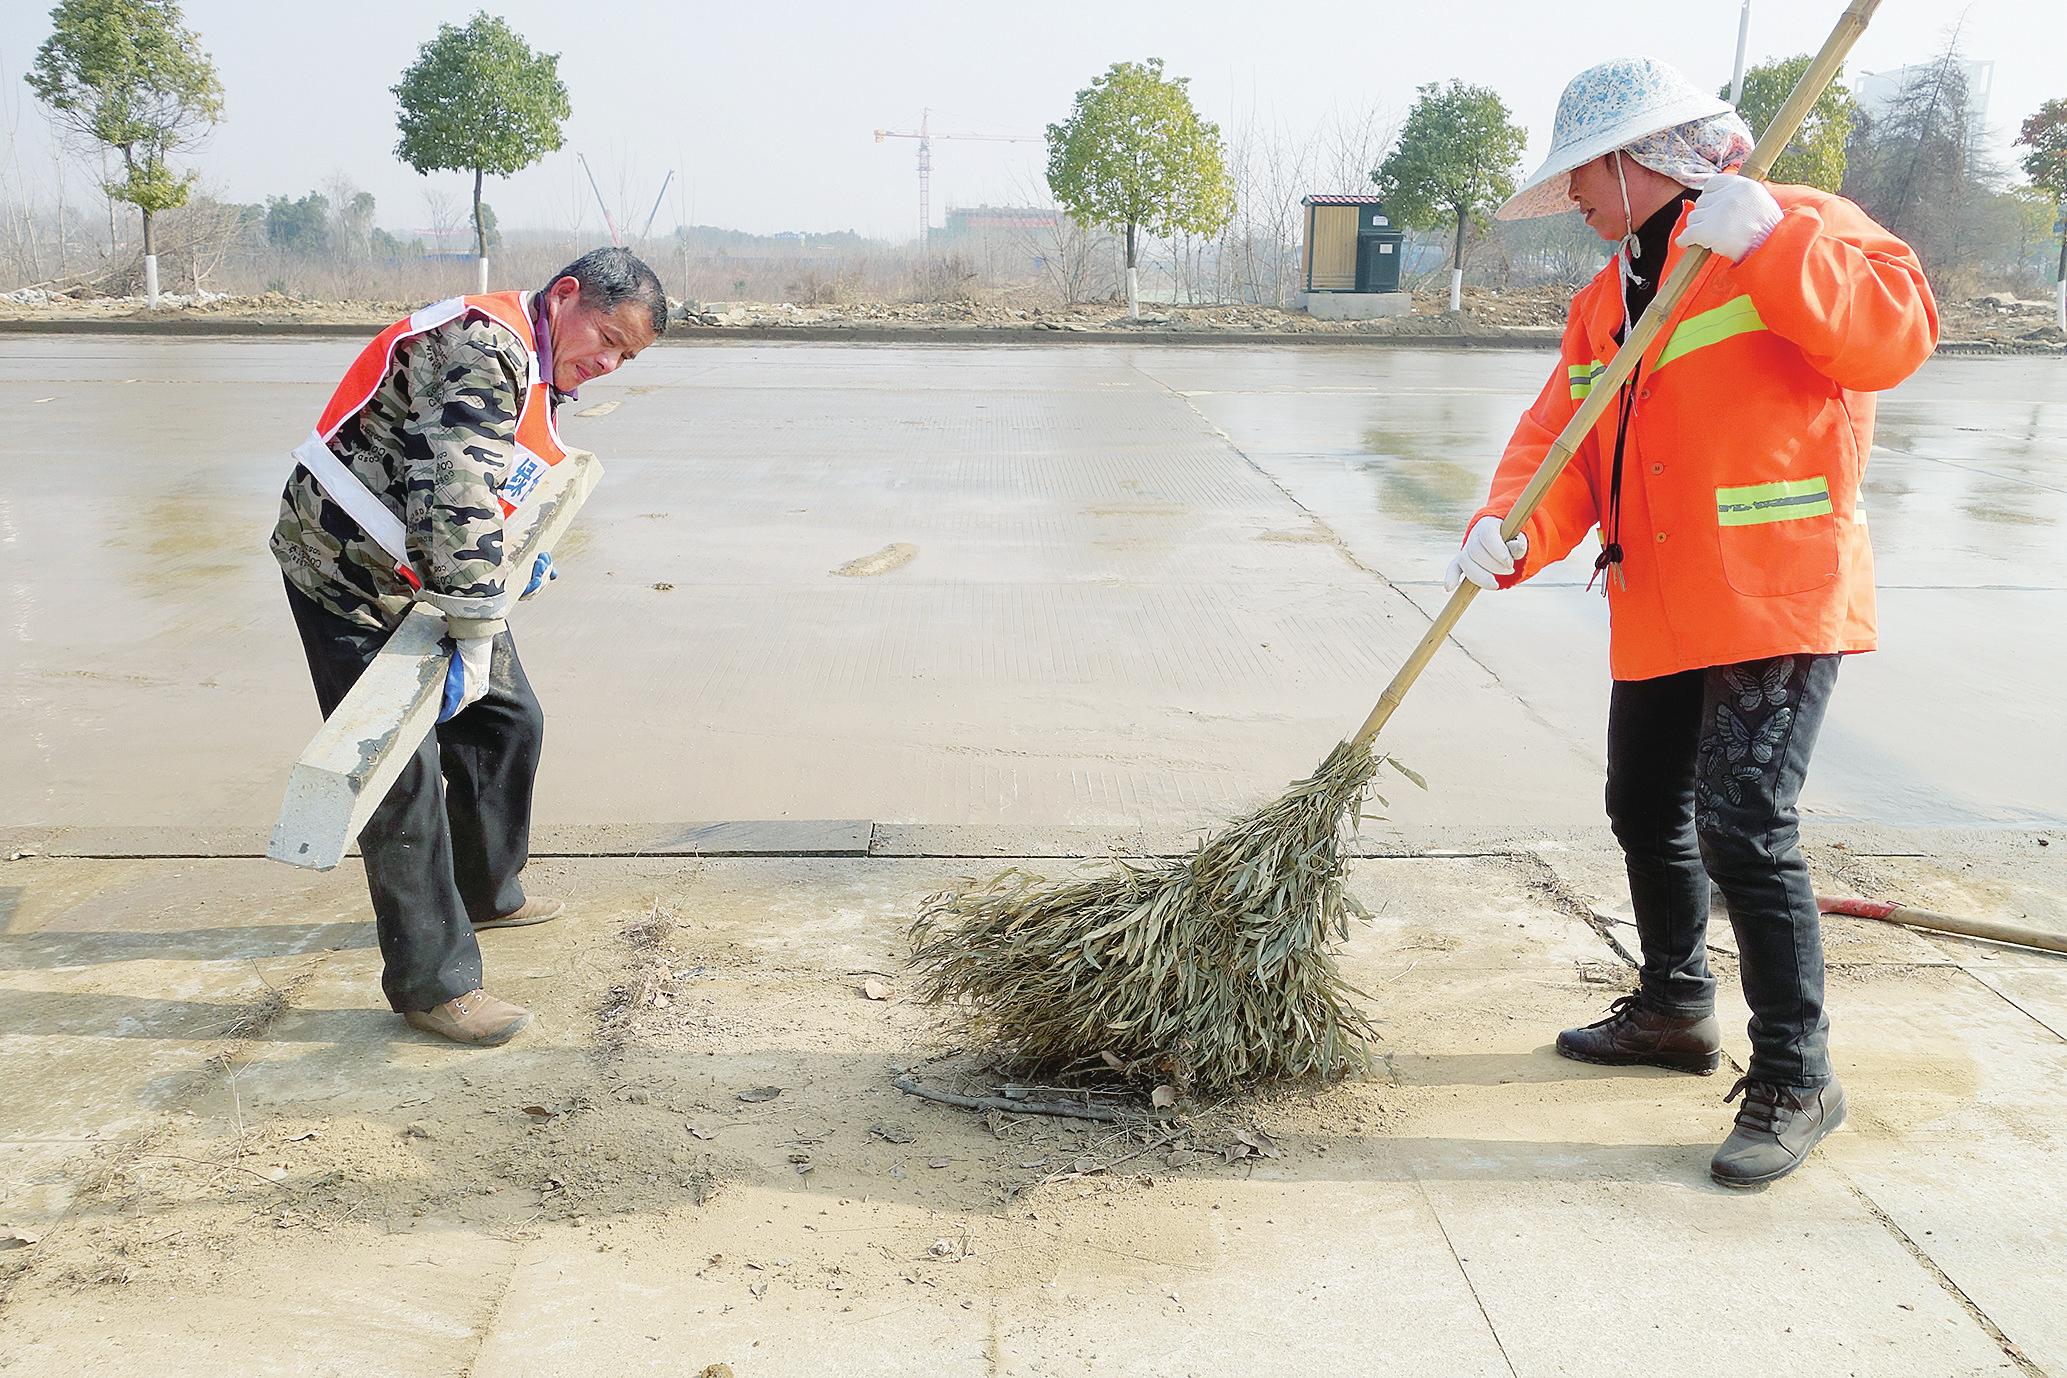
[541,247,668,336]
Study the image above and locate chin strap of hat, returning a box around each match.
[1613,151,1647,338]
[1589,150,1643,598]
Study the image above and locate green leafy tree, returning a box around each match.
[264,192,330,255]
[1724,55,1856,191]
[392,12,569,267]
[2017,97,2067,327]
[1373,80,1526,310]
[27,0,223,277]
[1045,57,1234,316]
[371,226,425,259]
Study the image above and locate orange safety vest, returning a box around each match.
[290,292,570,586]
[1472,185,1939,681]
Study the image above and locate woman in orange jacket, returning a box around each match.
[1449,57,1938,1187]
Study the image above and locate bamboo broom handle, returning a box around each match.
[1351,0,1883,750]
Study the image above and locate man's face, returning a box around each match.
[1566,155,1630,243]
[541,276,657,391]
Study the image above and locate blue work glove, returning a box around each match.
[521,552,558,600]
[438,633,495,722]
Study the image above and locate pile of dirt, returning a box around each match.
[0,288,405,326]
[2,281,2058,350]
[669,288,1569,337]
[1936,292,2067,352]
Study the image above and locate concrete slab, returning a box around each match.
[0,1229,511,1377]
[12,341,2055,837]
[0,853,2057,1375]
[1423,1172,2018,1378]
[1328,859,2027,1378]
[1826,967,2067,1378]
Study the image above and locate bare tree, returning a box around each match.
[1320,99,1398,195]
[421,187,466,252]
[156,187,250,292]
[1844,28,2003,279]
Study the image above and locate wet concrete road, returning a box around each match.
[1,337,2062,835]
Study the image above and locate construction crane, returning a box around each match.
[873,109,1040,254]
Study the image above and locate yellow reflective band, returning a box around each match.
[1657,294,1767,370]
[1568,360,1605,401]
[1716,476,1833,527]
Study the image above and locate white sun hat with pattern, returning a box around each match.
[1498,56,1751,220]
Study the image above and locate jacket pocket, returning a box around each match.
[1715,475,1840,597]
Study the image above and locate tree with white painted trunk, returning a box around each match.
[1372,80,1524,314]
[1044,58,1232,319]
[2016,98,2067,333]
[27,0,222,309]
[392,12,568,296]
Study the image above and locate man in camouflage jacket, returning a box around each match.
[272,247,666,1046]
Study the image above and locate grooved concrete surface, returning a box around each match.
[4,340,2061,835]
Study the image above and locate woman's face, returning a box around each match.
[1566,154,1632,242]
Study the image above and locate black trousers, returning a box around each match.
[1605,653,1840,1088]
[285,579,543,1012]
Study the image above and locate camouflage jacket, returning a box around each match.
[270,314,539,632]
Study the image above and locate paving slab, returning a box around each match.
[1827,966,2067,1378]
[0,852,2058,1375]
[0,1229,510,1377]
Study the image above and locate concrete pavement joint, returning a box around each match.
[1415,1177,1523,1378]
[1956,966,2067,1044]
[1515,851,1640,968]
[1833,1169,2049,1378]
[1128,358,1576,747]
[456,1247,529,1378]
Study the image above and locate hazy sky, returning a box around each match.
[2,0,2061,243]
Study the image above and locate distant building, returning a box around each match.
[941,205,1061,238]
[1854,59,1994,130]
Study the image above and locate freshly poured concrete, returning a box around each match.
[4,341,2061,835]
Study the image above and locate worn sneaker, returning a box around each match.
[403,989,532,1046]
[474,896,565,931]
[1555,992,1723,1074]
[1710,1077,1846,1188]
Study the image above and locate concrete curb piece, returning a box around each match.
[264,450,603,871]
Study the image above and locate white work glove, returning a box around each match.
[439,629,496,722]
[1679,173,1783,263]
[1444,515,1528,593]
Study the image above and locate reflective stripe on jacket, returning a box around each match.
[1472,184,1938,681]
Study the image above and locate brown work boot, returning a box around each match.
[1711,1077,1846,1188]
[474,896,565,932]
[1556,992,1723,1074]
[403,989,532,1046]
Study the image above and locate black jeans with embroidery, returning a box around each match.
[1604,653,1841,1088]
[285,578,541,1013]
